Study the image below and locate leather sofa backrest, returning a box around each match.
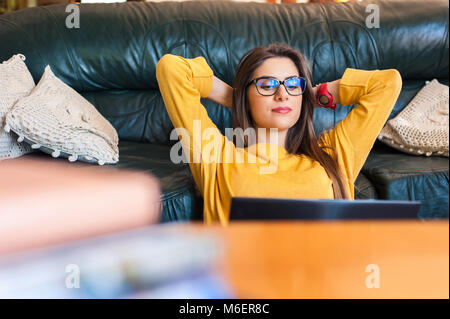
[1,1,448,144]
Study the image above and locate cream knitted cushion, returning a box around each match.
[0,54,34,160]
[4,65,119,165]
[378,79,449,157]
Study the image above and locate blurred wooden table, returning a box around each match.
[168,220,449,299]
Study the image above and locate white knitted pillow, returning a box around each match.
[0,54,34,160]
[4,65,119,165]
[378,79,449,157]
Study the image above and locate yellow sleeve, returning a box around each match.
[155,54,232,197]
[319,68,403,187]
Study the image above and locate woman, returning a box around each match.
[156,43,402,224]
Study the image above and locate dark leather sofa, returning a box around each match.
[1,0,448,221]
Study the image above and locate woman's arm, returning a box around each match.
[207,75,234,108]
[318,68,402,190]
[156,54,235,197]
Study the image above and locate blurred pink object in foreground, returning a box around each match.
[0,154,162,255]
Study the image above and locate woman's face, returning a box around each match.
[247,57,303,133]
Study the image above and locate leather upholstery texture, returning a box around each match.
[1,0,448,220]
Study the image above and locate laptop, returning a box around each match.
[229,197,422,221]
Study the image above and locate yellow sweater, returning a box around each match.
[156,54,402,225]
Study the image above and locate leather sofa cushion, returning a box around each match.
[362,142,449,219]
[354,173,378,200]
[112,141,202,222]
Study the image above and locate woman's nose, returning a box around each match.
[275,85,289,100]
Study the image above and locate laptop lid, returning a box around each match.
[230,197,422,221]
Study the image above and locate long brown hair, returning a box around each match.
[231,43,350,199]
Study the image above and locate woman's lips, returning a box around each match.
[272,107,292,114]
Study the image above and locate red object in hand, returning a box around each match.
[317,82,337,110]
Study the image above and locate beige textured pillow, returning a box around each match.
[378,79,449,157]
[0,54,34,160]
[4,65,119,165]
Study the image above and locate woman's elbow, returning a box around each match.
[156,54,179,79]
[385,69,403,93]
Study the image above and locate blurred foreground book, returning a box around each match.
[0,154,161,254]
[0,226,232,298]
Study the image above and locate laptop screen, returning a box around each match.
[230,197,422,221]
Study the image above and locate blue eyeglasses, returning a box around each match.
[247,76,307,96]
